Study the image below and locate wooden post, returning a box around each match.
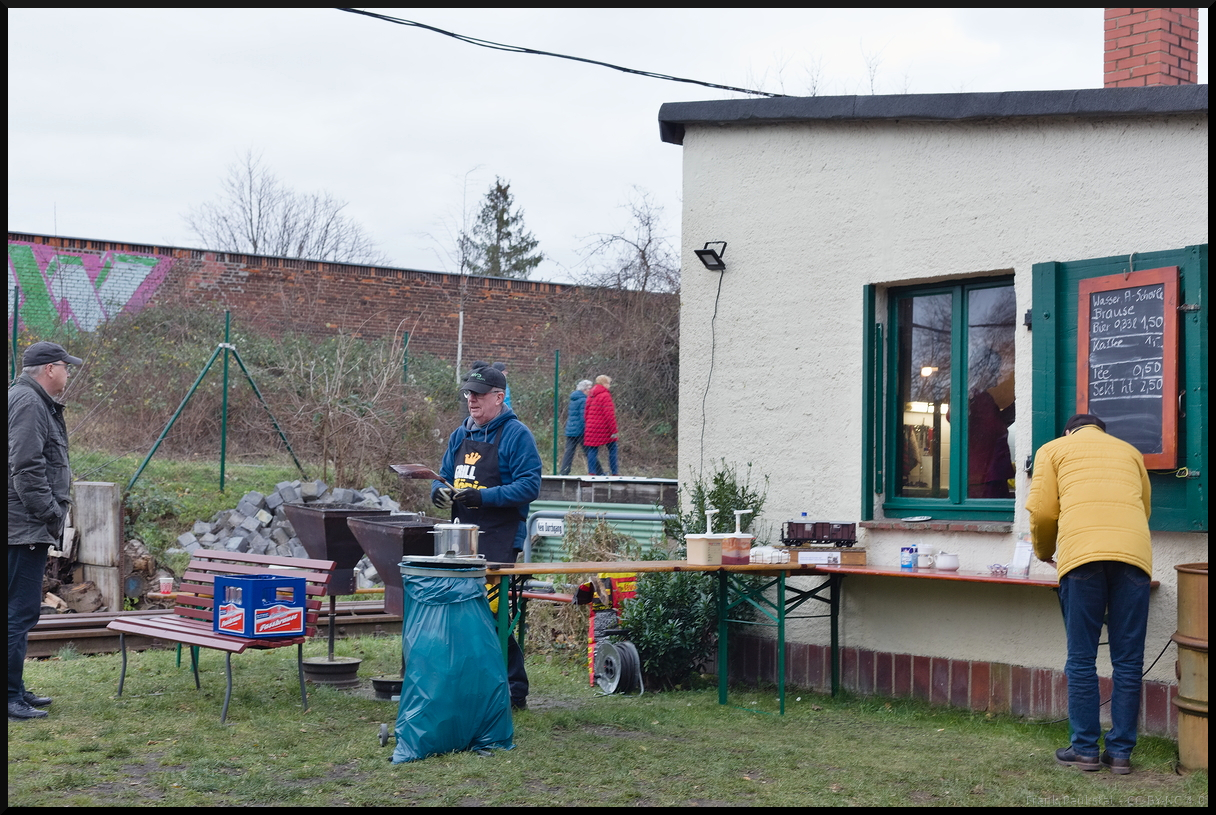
[74,481,123,612]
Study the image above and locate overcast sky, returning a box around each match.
[8,8,1208,284]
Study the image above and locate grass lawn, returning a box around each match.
[8,636,1207,807]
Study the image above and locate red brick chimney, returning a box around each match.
[1104,8,1199,87]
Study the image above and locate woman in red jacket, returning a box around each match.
[583,375,619,475]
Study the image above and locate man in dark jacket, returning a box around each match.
[9,341,82,720]
[431,364,542,710]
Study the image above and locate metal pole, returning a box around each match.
[11,287,19,382]
[401,331,409,410]
[552,349,560,473]
[220,311,230,492]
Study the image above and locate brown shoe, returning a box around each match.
[1055,746,1100,771]
[1100,751,1132,775]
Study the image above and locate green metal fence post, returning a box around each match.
[552,349,560,474]
[11,287,19,382]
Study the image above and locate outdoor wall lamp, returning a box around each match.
[694,242,727,271]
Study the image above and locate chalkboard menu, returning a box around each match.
[1076,266,1179,469]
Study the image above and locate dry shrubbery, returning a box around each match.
[32,302,460,490]
[516,513,642,655]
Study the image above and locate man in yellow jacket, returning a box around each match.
[1026,413,1151,775]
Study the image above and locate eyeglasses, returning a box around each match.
[461,389,504,400]
[50,361,72,375]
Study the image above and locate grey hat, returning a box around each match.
[461,366,507,394]
[1064,413,1106,434]
[23,341,83,367]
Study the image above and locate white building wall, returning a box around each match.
[677,112,1208,683]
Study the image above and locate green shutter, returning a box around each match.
[1030,245,1207,532]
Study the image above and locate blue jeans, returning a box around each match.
[1058,560,1151,759]
[9,543,50,702]
[586,442,618,476]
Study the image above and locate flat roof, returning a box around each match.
[658,84,1208,145]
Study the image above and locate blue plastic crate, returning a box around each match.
[213,574,307,638]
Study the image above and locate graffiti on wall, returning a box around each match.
[7,242,173,334]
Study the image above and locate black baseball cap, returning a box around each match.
[23,341,83,367]
[460,366,506,394]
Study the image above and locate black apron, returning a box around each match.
[451,423,520,565]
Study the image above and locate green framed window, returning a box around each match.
[871,276,1017,522]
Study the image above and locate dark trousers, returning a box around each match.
[1058,560,1151,759]
[8,543,49,701]
[558,435,586,476]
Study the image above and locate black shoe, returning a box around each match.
[23,691,52,707]
[1055,746,1099,771]
[1100,751,1132,775]
[8,700,48,720]
[511,699,528,711]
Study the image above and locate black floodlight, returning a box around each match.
[695,241,727,271]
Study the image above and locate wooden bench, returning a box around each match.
[106,550,336,723]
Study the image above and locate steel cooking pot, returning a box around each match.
[429,522,480,557]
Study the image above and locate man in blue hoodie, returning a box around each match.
[432,364,541,709]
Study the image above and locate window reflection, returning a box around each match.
[966,287,1016,498]
[895,282,1016,502]
[898,293,951,498]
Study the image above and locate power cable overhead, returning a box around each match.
[336,8,787,98]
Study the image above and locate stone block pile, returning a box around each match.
[167,480,400,570]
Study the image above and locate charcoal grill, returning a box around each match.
[282,502,392,595]
[347,514,443,616]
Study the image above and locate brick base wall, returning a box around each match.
[731,634,1179,738]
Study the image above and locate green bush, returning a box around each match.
[618,550,717,690]
[666,458,768,542]
[622,459,770,689]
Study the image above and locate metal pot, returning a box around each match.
[430,522,480,557]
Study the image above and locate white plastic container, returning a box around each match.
[686,509,725,565]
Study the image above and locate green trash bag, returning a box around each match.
[391,570,514,763]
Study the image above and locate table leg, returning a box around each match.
[777,570,786,715]
[489,575,509,664]
[718,570,729,706]
[830,573,841,697]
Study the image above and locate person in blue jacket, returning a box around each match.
[432,364,541,709]
[559,379,593,475]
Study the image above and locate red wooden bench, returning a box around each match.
[106,550,336,723]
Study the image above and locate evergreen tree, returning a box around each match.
[463,177,543,279]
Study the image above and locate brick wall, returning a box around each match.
[732,634,1179,737]
[1104,8,1199,87]
[8,232,608,371]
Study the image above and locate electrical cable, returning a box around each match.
[698,268,726,477]
[1037,636,1175,725]
[336,8,788,99]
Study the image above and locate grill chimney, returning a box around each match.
[1104,8,1199,87]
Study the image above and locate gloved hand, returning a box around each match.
[433,487,454,510]
[453,488,483,508]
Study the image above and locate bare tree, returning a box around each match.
[559,190,680,457]
[184,150,390,265]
